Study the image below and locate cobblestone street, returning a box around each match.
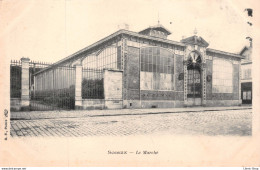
[10,109,252,137]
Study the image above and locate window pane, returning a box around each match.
[145,64,149,72]
[243,91,247,100]
[140,47,174,90]
[247,91,251,100]
[152,55,156,64]
[212,58,233,93]
[153,64,156,72]
[141,63,145,71]
[148,64,153,72]
[145,54,149,63]
[141,54,145,63]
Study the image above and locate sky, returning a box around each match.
[0,0,256,63]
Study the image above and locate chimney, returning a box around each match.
[246,37,253,47]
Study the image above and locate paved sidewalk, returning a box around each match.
[11,105,252,120]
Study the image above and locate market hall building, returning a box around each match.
[34,24,243,109]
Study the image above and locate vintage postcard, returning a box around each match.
[0,0,260,167]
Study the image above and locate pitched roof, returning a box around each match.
[34,28,243,75]
[34,29,183,75]
[181,35,209,47]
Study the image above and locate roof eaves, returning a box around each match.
[206,48,243,59]
[241,61,252,65]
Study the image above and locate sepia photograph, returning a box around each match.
[0,0,259,168]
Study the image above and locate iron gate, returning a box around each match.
[30,65,76,111]
[82,68,104,99]
[187,69,202,98]
[186,51,202,106]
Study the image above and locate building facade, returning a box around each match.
[34,24,243,109]
[240,45,252,104]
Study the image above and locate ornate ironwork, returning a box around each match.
[178,73,184,80]
[207,75,212,82]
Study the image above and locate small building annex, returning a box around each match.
[34,24,244,109]
[240,43,252,104]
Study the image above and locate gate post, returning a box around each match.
[238,60,242,105]
[103,70,123,109]
[202,64,207,106]
[75,64,83,109]
[21,57,30,110]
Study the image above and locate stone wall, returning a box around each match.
[10,98,21,111]
[233,64,240,100]
[82,99,105,110]
[81,99,123,110]
[141,100,183,108]
[206,100,240,106]
[104,70,123,109]
[140,91,183,101]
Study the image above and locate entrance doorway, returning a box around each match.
[241,82,252,104]
[186,51,202,106]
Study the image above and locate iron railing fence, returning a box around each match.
[10,60,52,98]
[29,60,52,92]
[10,60,22,98]
[82,68,104,99]
[11,59,106,110]
[31,65,76,111]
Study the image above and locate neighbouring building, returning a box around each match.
[33,24,244,109]
[240,43,252,104]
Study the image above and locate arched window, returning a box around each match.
[212,58,233,93]
[187,51,202,70]
[140,47,174,90]
[82,46,117,69]
[82,55,96,69]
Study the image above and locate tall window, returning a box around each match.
[241,64,251,80]
[140,47,174,90]
[212,58,233,93]
[82,46,117,69]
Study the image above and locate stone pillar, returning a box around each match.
[75,64,83,109]
[21,58,30,110]
[202,48,207,106]
[238,60,242,105]
[121,37,128,108]
[183,49,188,106]
[103,69,123,109]
[202,64,207,106]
